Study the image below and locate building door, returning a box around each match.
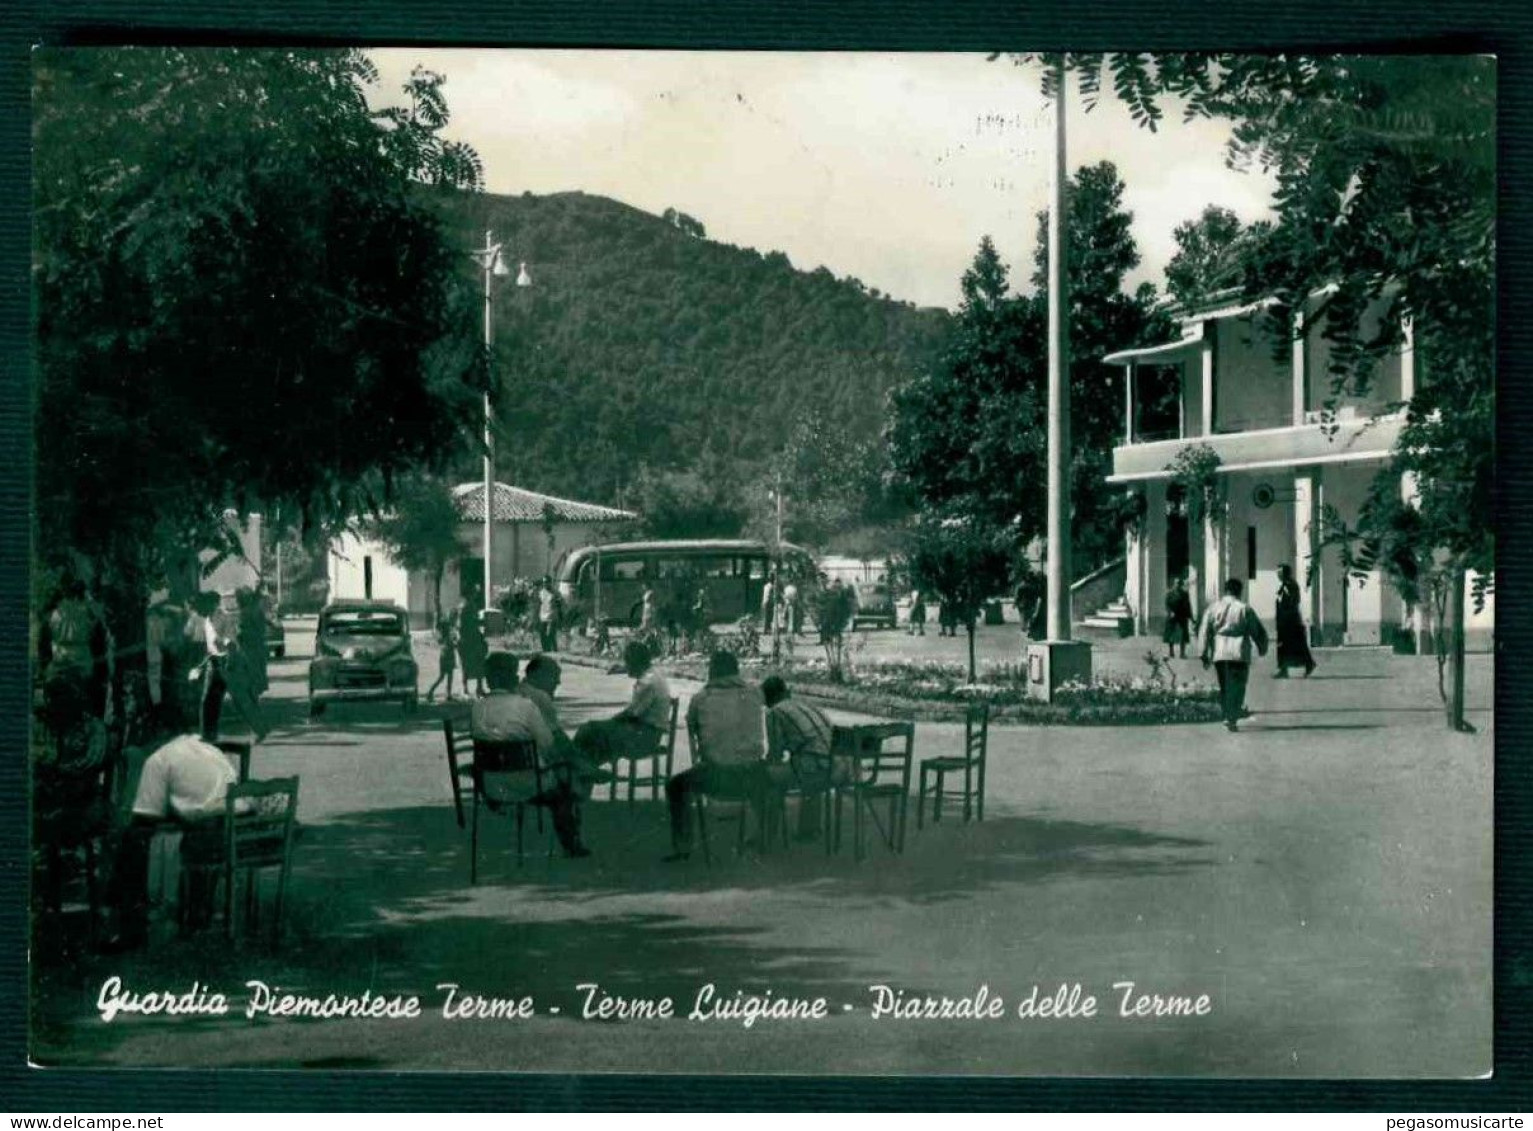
[1166,488,1190,582]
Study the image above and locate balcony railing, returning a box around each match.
[1110,413,1405,482]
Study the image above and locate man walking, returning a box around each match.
[1199,578,1270,732]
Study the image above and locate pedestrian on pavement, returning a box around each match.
[1199,577,1270,732]
[761,573,777,633]
[425,609,459,703]
[908,589,927,636]
[783,579,803,636]
[640,584,657,633]
[457,595,487,697]
[1163,577,1194,659]
[537,577,560,654]
[1274,564,1317,678]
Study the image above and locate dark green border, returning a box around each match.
[3,0,1529,1111]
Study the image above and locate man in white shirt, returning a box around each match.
[1198,577,1270,732]
[573,641,673,764]
[106,732,240,949]
[472,652,588,858]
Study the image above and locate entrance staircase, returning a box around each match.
[1079,597,1134,638]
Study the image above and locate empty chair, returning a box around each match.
[917,701,990,829]
[830,722,914,861]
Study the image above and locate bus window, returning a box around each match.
[695,556,733,578]
[602,559,645,583]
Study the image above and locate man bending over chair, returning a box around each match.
[762,675,845,842]
[573,641,672,765]
[471,652,590,859]
[104,731,240,949]
[663,650,769,862]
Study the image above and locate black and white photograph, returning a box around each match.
[26,47,1494,1077]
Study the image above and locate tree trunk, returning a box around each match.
[431,563,444,626]
[1447,565,1471,732]
[966,621,977,683]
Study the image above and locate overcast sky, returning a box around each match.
[371,50,1276,311]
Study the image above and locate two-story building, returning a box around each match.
[1105,291,1492,650]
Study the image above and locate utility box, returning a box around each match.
[1025,640,1093,703]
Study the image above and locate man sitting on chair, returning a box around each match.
[105,732,240,949]
[573,641,672,766]
[663,650,768,862]
[762,675,844,842]
[471,652,590,859]
[518,654,613,799]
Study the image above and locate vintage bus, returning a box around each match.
[556,539,816,628]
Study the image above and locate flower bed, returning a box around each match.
[779,658,1222,726]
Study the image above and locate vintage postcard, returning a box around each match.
[28,48,1493,1076]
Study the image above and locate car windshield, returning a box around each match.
[322,610,405,636]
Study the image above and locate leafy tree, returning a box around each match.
[630,464,749,540]
[902,515,1014,681]
[1164,205,1272,309]
[34,48,485,640]
[888,169,1172,575]
[363,475,469,621]
[1015,53,1493,730]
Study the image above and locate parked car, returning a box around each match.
[851,582,897,629]
[308,600,417,717]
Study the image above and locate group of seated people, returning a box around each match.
[468,640,845,864]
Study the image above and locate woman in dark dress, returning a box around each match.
[1274,563,1317,678]
[456,596,487,696]
[1162,578,1194,658]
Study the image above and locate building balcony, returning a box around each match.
[1108,411,1406,483]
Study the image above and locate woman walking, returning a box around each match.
[1163,578,1194,659]
[457,595,487,697]
[1274,563,1317,678]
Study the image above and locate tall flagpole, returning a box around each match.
[1045,60,1072,643]
[1029,57,1091,701]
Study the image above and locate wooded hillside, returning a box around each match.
[432,190,952,507]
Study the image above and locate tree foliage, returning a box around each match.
[887,167,1173,574]
[902,515,1014,681]
[362,474,468,619]
[34,48,486,613]
[434,190,949,516]
[1015,53,1493,728]
[1164,205,1272,309]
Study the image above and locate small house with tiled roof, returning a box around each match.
[328,481,637,625]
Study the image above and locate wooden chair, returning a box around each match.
[608,698,680,807]
[34,729,124,944]
[682,715,763,863]
[180,776,300,944]
[830,722,914,861]
[917,701,990,829]
[215,738,252,783]
[443,718,475,830]
[469,737,553,881]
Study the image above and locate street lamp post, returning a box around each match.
[475,229,530,610]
